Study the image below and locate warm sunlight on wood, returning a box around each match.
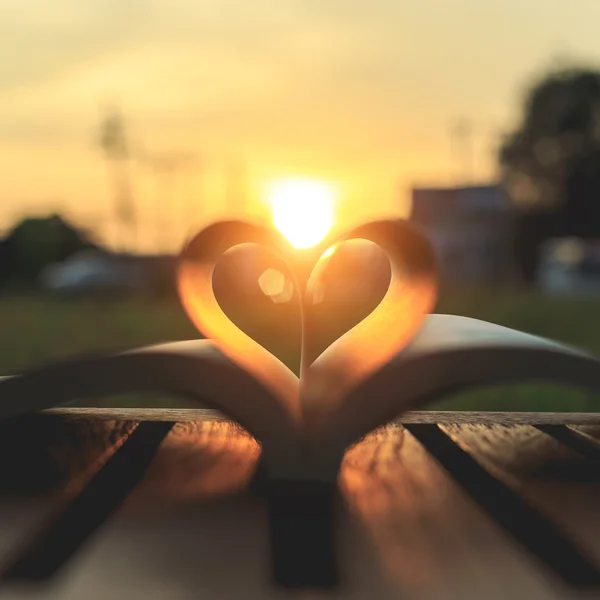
[267,179,336,249]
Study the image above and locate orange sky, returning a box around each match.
[3,0,600,251]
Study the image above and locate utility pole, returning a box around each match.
[99,108,137,252]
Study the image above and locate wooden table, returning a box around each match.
[1,409,600,599]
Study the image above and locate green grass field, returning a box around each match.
[1,289,600,412]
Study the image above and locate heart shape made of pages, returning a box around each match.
[178,219,438,426]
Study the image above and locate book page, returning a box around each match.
[299,219,438,427]
[404,314,589,355]
[178,220,302,420]
[178,217,439,437]
[0,340,300,449]
[316,314,600,452]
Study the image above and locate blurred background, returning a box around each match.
[3,0,600,411]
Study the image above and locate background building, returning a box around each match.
[410,185,515,285]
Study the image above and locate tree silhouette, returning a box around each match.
[500,66,600,282]
[1,215,97,286]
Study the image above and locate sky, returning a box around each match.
[3,0,600,251]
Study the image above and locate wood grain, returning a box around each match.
[0,419,588,599]
[46,407,600,425]
[0,422,175,583]
[407,424,600,587]
[441,424,600,576]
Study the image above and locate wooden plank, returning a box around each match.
[536,425,600,462]
[341,425,571,599]
[45,407,600,425]
[0,423,569,599]
[0,414,136,560]
[0,414,137,495]
[0,417,137,598]
[46,407,226,422]
[441,423,600,574]
[0,422,175,583]
[0,422,263,599]
[405,424,600,586]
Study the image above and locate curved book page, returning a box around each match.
[300,219,437,425]
[316,314,600,453]
[178,221,302,420]
[0,339,300,448]
[178,218,438,429]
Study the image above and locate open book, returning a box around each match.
[1,218,600,483]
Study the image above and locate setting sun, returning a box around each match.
[267,179,336,248]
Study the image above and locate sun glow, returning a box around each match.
[267,178,336,249]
